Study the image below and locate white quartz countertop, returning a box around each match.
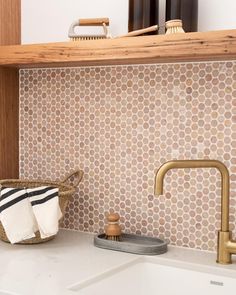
[0,229,236,295]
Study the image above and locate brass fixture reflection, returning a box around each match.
[154,160,236,264]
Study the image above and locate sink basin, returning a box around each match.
[69,257,236,295]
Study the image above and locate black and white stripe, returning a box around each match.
[0,186,59,213]
[27,186,58,206]
[0,188,28,213]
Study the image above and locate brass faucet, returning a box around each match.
[154,160,236,264]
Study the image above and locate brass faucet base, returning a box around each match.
[217,231,232,264]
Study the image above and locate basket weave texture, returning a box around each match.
[0,170,83,244]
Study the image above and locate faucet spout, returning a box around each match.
[155,160,229,231]
[154,159,236,264]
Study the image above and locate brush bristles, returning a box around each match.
[105,235,121,241]
[70,36,106,41]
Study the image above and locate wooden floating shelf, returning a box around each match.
[0,29,236,68]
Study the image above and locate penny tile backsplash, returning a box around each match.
[19,62,236,251]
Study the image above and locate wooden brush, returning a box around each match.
[105,213,121,241]
[69,18,158,42]
[68,18,110,41]
[165,19,185,34]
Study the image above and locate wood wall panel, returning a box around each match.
[0,0,20,179]
[0,0,21,45]
[0,68,19,178]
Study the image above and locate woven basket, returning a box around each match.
[0,170,83,244]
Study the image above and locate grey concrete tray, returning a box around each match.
[94,233,168,255]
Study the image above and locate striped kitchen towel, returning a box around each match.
[0,187,37,243]
[27,186,62,239]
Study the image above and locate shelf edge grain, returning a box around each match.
[0,29,236,68]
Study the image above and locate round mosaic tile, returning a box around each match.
[19,61,236,251]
